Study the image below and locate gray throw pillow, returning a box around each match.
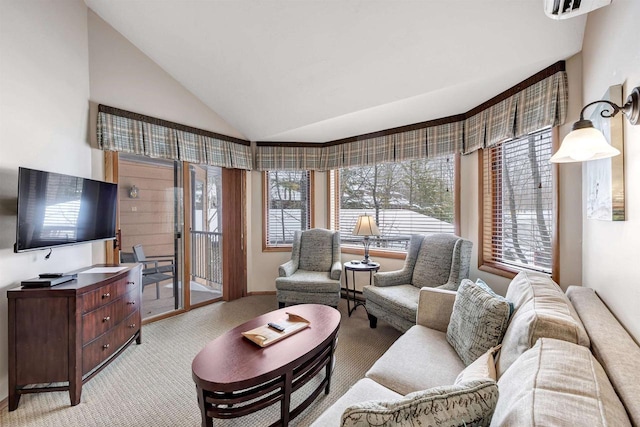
[447,279,511,366]
[342,380,498,427]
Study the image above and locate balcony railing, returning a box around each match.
[191,230,223,285]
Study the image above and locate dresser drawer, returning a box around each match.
[82,286,141,344]
[82,275,139,314]
[82,310,139,375]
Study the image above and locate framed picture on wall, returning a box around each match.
[585,84,625,221]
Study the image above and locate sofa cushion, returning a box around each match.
[496,272,590,377]
[366,325,465,395]
[567,286,640,426]
[447,279,511,366]
[455,345,501,385]
[491,338,631,427]
[309,378,401,427]
[342,380,498,427]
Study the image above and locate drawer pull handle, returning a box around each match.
[126,281,135,285]
[127,301,136,305]
[103,316,110,322]
[103,344,110,350]
[102,292,111,299]
[129,323,136,328]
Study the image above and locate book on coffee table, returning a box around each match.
[242,312,311,347]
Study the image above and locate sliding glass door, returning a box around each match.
[117,154,184,319]
[189,164,223,306]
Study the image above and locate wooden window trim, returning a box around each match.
[478,128,559,281]
[262,171,315,252]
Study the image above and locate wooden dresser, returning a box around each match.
[7,264,142,411]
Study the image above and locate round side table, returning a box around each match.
[343,261,380,317]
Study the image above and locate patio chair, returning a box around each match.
[275,229,342,308]
[132,244,176,302]
[364,233,472,332]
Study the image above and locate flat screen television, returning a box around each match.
[15,167,118,252]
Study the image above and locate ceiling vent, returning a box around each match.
[544,0,613,19]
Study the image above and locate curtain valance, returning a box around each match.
[255,118,464,171]
[97,105,253,170]
[256,61,567,171]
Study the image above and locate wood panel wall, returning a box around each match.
[118,160,175,257]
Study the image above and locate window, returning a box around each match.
[263,170,314,249]
[330,155,457,254]
[480,128,556,276]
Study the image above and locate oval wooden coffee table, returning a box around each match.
[192,304,341,427]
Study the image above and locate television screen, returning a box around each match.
[15,167,118,252]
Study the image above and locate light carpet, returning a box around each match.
[1,295,401,426]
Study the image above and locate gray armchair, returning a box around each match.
[364,233,472,332]
[276,228,342,308]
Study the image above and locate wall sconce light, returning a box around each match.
[550,86,639,163]
[128,185,139,199]
[352,214,381,264]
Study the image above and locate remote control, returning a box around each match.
[267,322,286,332]
[39,273,64,278]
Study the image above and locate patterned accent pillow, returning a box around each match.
[341,380,498,427]
[475,278,514,316]
[447,279,511,366]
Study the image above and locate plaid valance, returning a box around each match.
[464,69,567,153]
[256,118,463,171]
[256,62,567,171]
[97,105,253,170]
[99,62,567,172]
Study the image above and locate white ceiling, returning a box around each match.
[85,0,586,143]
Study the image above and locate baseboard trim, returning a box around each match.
[0,396,7,411]
[246,291,276,296]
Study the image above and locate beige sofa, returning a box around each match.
[311,271,640,426]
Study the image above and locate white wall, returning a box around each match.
[0,0,92,403]
[581,0,640,342]
[87,10,245,264]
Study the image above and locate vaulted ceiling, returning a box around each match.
[85,0,586,142]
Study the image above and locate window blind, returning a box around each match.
[331,156,456,252]
[264,171,312,246]
[482,128,554,274]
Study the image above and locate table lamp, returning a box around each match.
[352,214,381,264]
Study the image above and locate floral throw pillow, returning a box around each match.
[341,380,498,427]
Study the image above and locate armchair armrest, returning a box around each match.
[330,261,342,280]
[373,269,413,287]
[278,259,297,277]
[416,287,457,332]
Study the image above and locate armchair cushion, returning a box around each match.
[275,271,340,293]
[412,234,467,289]
[298,228,336,272]
[447,279,511,366]
[363,285,420,325]
[341,380,499,427]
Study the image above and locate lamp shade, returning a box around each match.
[550,126,620,163]
[352,214,381,236]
